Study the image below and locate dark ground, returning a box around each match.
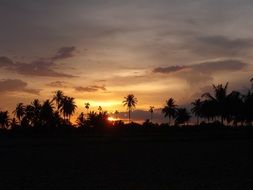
[1,129,253,190]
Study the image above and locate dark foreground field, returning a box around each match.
[1,129,253,190]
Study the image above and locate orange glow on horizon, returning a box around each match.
[108,116,118,121]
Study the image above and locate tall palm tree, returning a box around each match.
[123,94,138,123]
[149,106,155,122]
[60,96,77,123]
[53,90,64,110]
[31,99,42,127]
[243,90,253,125]
[24,105,35,127]
[191,99,202,125]
[162,98,177,126]
[40,100,54,126]
[202,83,229,124]
[0,111,10,129]
[13,103,25,124]
[175,108,191,126]
[84,102,90,114]
[226,91,243,126]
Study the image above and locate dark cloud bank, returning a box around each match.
[0,46,76,78]
[154,59,247,74]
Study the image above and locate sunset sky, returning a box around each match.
[0,0,253,122]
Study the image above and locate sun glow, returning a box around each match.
[76,99,122,111]
[108,117,118,121]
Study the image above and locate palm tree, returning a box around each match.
[123,94,138,123]
[175,108,191,126]
[13,103,25,124]
[53,90,64,110]
[84,102,90,114]
[76,112,86,127]
[40,100,54,126]
[114,110,119,119]
[10,118,18,129]
[162,98,177,126]
[243,90,253,125]
[191,99,202,125]
[31,99,42,127]
[24,105,35,127]
[60,96,77,123]
[98,106,103,113]
[0,111,10,129]
[149,106,155,122]
[226,91,243,126]
[202,83,229,124]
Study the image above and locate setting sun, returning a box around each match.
[108,117,118,121]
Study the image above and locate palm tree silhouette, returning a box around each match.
[53,90,64,110]
[98,106,103,113]
[0,111,10,129]
[31,99,42,127]
[13,103,25,124]
[202,83,229,124]
[84,102,90,115]
[10,118,18,128]
[114,110,119,119]
[175,108,191,126]
[149,106,155,122]
[226,91,243,126]
[123,94,138,123]
[162,98,177,126]
[243,90,253,125]
[76,112,86,127]
[191,99,202,125]
[40,100,54,126]
[60,96,77,123]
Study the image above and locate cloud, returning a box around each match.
[0,79,40,95]
[0,56,14,67]
[153,66,186,74]
[0,47,77,78]
[153,59,247,74]
[52,46,76,61]
[47,81,68,88]
[192,59,247,73]
[74,85,107,92]
[15,60,75,78]
[189,36,253,56]
[153,59,248,85]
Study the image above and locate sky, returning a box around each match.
[0,0,253,123]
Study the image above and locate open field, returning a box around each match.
[1,130,253,190]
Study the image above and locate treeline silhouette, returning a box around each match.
[0,78,252,134]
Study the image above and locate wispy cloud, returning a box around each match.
[52,46,76,61]
[74,85,107,92]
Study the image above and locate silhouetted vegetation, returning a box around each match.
[0,78,253,135]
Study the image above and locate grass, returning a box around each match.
[1,128,253,189]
